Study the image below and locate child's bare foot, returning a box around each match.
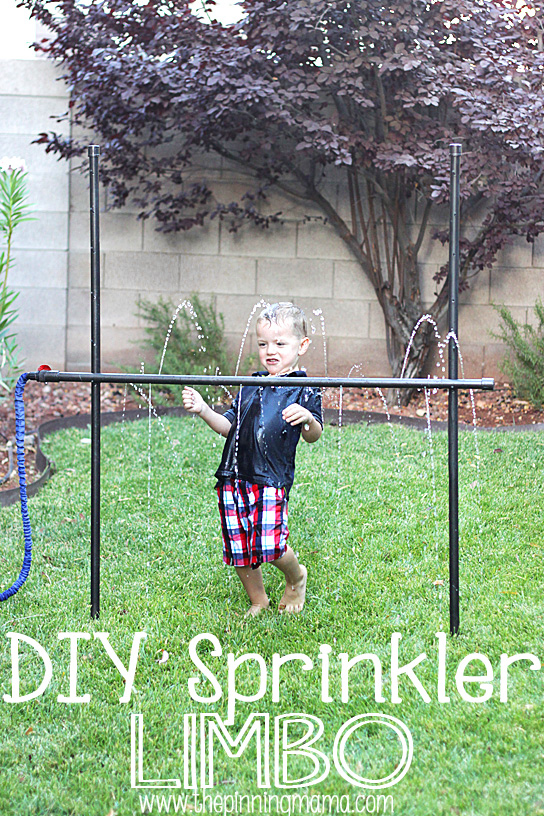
[278,565,307,613]
[235,565,269,617]
[244,600,270,618]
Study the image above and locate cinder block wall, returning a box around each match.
[3,59,544,379]
[0,59,70,372]
[69,157,543,379]
[68,163,392,377]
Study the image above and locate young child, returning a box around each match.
[182,302,323,616]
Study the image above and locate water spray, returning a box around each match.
[3,144,492,636]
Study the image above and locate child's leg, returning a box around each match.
[235,565,270,617]
[218,481,269,617]
[272,545,307,613]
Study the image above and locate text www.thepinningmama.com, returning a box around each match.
[138,792,394,814]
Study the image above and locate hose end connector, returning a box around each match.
[36,366,60,382]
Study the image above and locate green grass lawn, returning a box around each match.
[0,415,543,815]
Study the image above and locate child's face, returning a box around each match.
[256,319,310,376]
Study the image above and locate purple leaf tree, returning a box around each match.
[23,0,544,399]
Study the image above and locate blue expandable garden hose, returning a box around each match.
[0,372,32,601]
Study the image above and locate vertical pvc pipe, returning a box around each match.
[89,145,101,619]
[448,143,462,636]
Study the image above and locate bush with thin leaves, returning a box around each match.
[0,157,34,397]
[493,300,544,408]
[136,294,233,405]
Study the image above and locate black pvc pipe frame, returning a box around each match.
[448,144,462,635]
[27,144,488,634]
[89,146,101,621]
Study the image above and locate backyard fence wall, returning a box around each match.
[0,58,70,372]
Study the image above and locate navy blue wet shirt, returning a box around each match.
[214,371,323,497]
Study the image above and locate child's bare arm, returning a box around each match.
[182,387,232,437]
[282,403,322,443]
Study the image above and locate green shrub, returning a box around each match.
[0,287,21,397]
[0,160,34,398]
[136,294,233,405]
[493,299,544,408]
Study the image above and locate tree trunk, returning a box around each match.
[378,245,435,405]
[383,300,434,406]
[298,180,445,400]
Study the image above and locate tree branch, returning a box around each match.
[413,197,433,256]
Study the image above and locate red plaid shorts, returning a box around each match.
[217,479,289,569]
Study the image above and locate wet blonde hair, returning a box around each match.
[257,302,308,339]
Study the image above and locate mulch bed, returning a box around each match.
[0,378,542,493]
[321,382,544,428]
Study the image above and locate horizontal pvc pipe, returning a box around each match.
[28,370,495,391]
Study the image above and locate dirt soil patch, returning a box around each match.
[321,382,544,428]
[0,378,542,492]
